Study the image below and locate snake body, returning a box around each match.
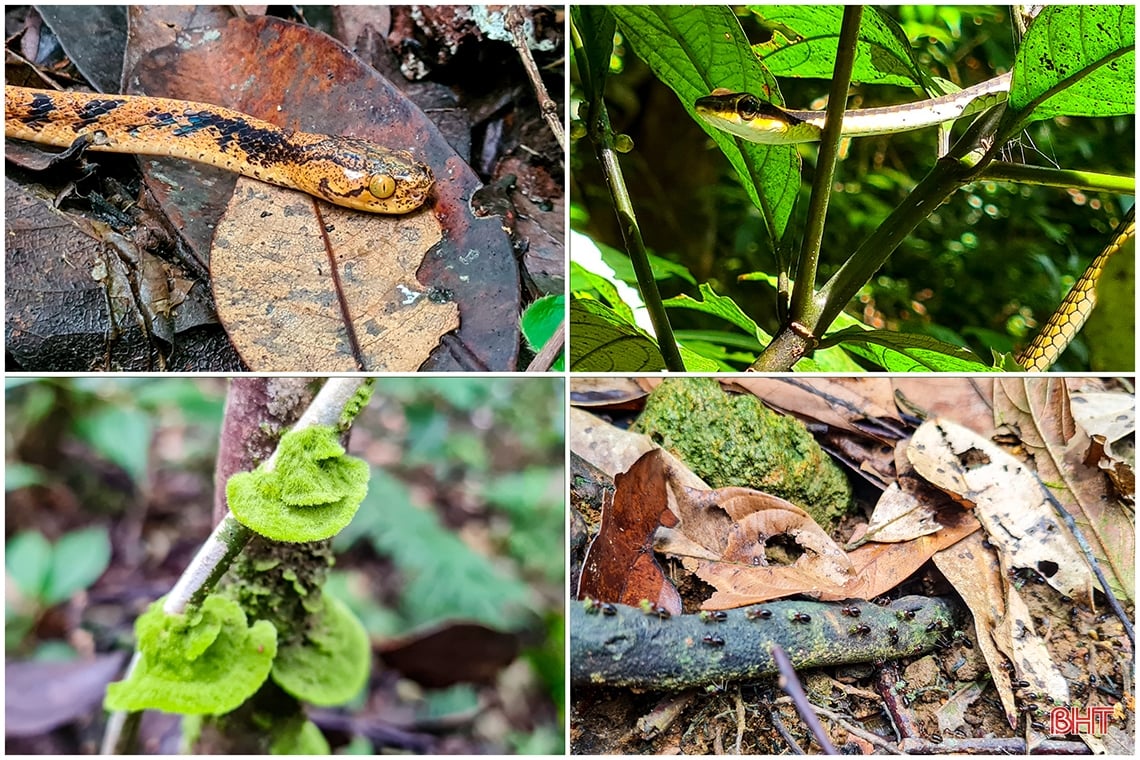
[5,86,433,214]
[694,73,1012,144]
[1017,207,1135,370]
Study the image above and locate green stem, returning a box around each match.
[789,6,863,324]
[573,22,684,372]
[981,161,1135,194]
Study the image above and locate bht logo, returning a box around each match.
[1049,706,1114,735]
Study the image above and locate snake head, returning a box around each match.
[296,135,434,214]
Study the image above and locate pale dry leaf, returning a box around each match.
[212,180,457,370]
[909,418,1093,602]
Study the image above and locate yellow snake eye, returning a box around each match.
[369,174,396,199]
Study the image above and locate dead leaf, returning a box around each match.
[377,621,519,688]
[577,449,681,615]
[908,418,1094,603]
[212,180,458,370]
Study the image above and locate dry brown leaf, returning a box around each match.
[577,450,682,615]
[994,379,1133,601]
[908,418,1094,602]
[213,181,457,370]
[891,378,995,433]
[727,378,903,440]
[932,533,1020,727]
[853,439,964,546]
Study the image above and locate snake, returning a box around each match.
[695,73,1132,369]
[4,85,434,214]
[693,72,1012,144]
[1016,206,1135,370]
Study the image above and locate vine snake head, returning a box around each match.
[694,88,808,144]
[293,135,435,214]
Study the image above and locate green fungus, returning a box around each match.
[104,595,277,715]
[271,595,371,706]
[227,425,370,543]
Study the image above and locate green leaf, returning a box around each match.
[72,406,152,486]
[749,5,931,88]
[610,5,799,240]
[570,261,639,323]
[569,297,666,371]
[1008,6,1135,123]
[822,326,993,371]
[664,283,772,343]
[571,6,616,105]
[520,294,565,370]
[6,531,52,601]
[43,527,111,606]
[5,462,45,491]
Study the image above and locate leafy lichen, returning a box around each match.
[104,595,277,715]
[271,594,371,706]
[227,425,369,543]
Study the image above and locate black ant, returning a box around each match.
[702,634,725,647]
[791,611,812,623]
[746,607,772,620]
[601,603,617,616]
[848,624,871,636]
[840,605,861,617]
[699,610,728,623]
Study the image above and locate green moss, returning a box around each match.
[227,425,369,543]
[339,382,374,430]
[633,378,851,525]
[104,595,277,715]
[271,595,370,706]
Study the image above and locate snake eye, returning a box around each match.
[736,95,762,121]
[369,174,396,199]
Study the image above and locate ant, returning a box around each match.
[840,605,861,617]
[699,610,728,623]
[745,607,772,620]
[791,611,812,623]
[848,624,871,636]
[702,634,725,647]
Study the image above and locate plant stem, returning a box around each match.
[574,16,684,372]
[981,161,1135,194]
[789,6,863,324]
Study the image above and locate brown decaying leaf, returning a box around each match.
[577,449,681,615]
[212,181,457,371]
[909,417,1094,603]
[376,621,519,689]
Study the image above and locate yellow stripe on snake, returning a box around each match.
[1017,207,1135,371]
[5,85,433,214]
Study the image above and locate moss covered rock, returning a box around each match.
[633,378,851,525]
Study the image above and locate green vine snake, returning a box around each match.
[695,73,1132,369]
[694,72,1012,144]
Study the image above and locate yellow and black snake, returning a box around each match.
[5,85,434,214]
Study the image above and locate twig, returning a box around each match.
[506,6,565,154]
[776,697,905,755]
[769,706,806,754]
[771,644,838,754]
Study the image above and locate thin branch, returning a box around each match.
[506,6,565,154]
[525,318,565,372]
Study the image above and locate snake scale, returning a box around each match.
[572,596,960,689]
[5,85,433,214]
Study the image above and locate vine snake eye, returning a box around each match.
[369,174,397,200]
[736,94,763,121]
